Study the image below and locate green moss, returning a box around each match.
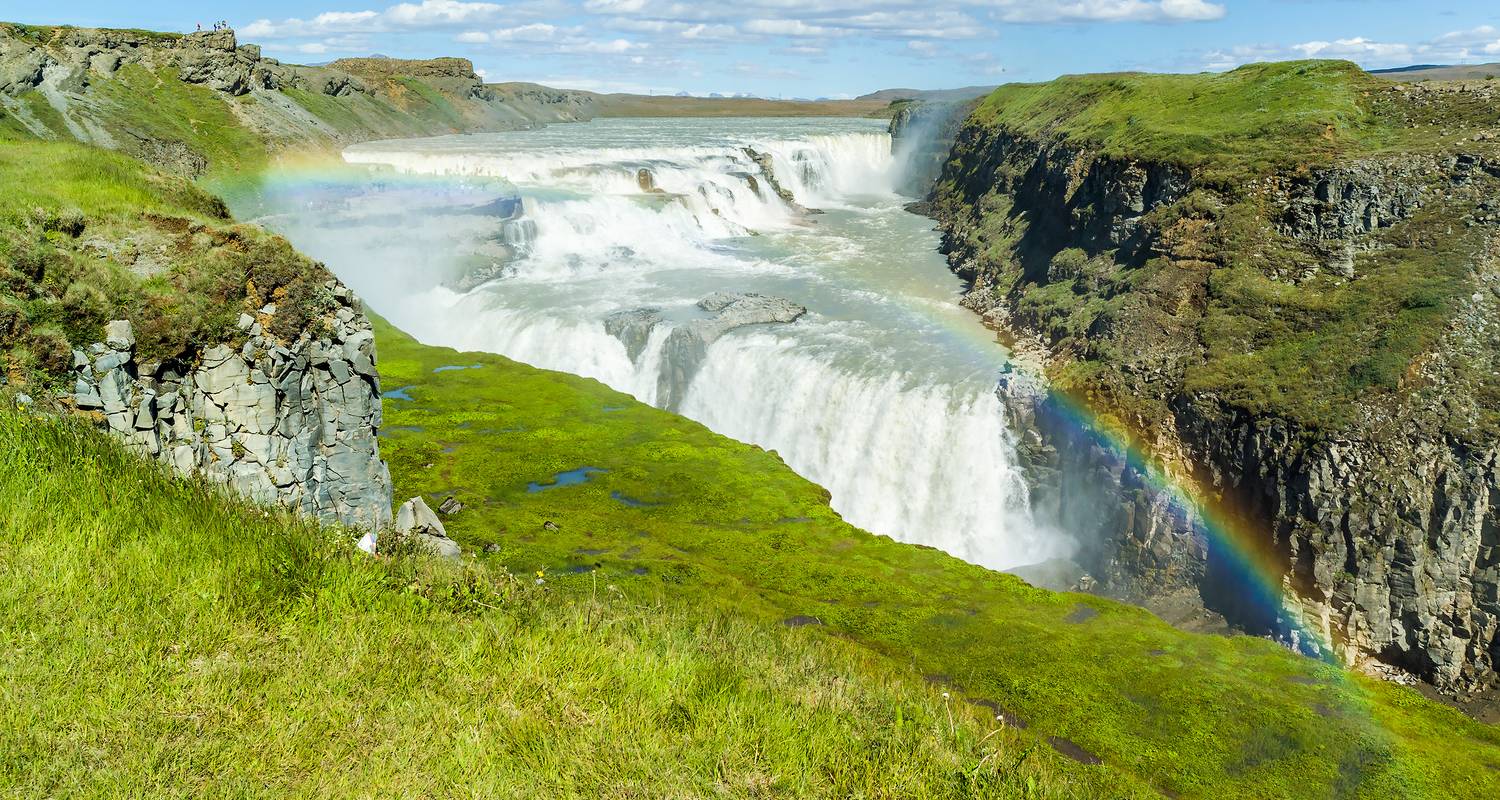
[369,316,1500,799]
[0,140,332,379]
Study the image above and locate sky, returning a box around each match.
[8,1,1500,97]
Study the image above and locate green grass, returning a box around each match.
[0,140,334,385]
[968,60,1491,185]
[0,408,1110,798]
[90,64,270,177]
[369,318,1500,799]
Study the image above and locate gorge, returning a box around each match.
[239,117,1067,571]
[5,17,1500,798]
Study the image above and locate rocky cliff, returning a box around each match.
[71,296,391,530]
[1,141,392,530]
[918,62,1500,695]
[0,24,596,175]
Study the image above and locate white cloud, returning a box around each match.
[243,1,514,38]
[743,19,839,38]
[1204,25,1500,72]
[490,23,561,41]
[991,0,1226,24]
[386,1,506,26]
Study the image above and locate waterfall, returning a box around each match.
[301,119,1071,571]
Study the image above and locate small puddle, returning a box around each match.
[382,385,415,401]
[1047,736,1102,765]
[970,699,1028,729]
[611,490,657,508]
[527,466,608,493]
[1065,605,1099,624]
[782,615,822,627]
[433,364,484,373]
[602,405,628,412]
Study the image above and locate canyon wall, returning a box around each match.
[902,74,1500,693]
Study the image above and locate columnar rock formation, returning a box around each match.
[70,282,392,530]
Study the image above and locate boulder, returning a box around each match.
[395,496,461,559]
[656,293,806,409]
[104,319,135,351]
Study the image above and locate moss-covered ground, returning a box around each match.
[370,318,1500,799]
[0,140,338,387]
[969,60,1497,185]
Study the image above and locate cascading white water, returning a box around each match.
[256,117,1070,571]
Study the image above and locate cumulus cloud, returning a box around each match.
[243,1,514,38]
[990,0,1226,24]
[1204,25,1500,71]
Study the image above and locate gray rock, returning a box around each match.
[656,293,806,409]
[104,320,135,351]
[395,496,459,559]
[603,307,663,363]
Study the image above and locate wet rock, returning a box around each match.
[743,147,813,213]
[603,307,663,363]
[656,293,806,409]
[438,496,464,515]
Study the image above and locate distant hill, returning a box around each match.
[857,85,997,103]
[1371,62,1500,80]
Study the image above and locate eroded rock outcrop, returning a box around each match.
[69,283,392,530]
[0,24,597,174]
[604,293,806,410]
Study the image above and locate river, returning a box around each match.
[240,116,1071,571]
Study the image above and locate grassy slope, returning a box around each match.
[947,60,1500,435]
[370,318,1500,799]
[0,23,556,180]
[0,409,1102,798]
[0,140,336,386]
[968,60,1493,184]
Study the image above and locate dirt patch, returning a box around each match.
[781,615,822,627]
[1065,605,1099,623]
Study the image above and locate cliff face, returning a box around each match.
[915,66,1500,694]
[888,100,975,198]
[0,25,596,174]
[71,292,391,530]
[1,141,393,530]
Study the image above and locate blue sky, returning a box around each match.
[10,1,1500,97]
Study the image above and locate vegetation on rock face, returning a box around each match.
[937,59,1500,438]
[969,60,1498,184]
[0,140,338,388]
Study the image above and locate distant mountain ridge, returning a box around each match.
[857,85,997,103]
[1371,61,1500,80]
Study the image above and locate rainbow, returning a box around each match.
[1002,361,1345,664]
